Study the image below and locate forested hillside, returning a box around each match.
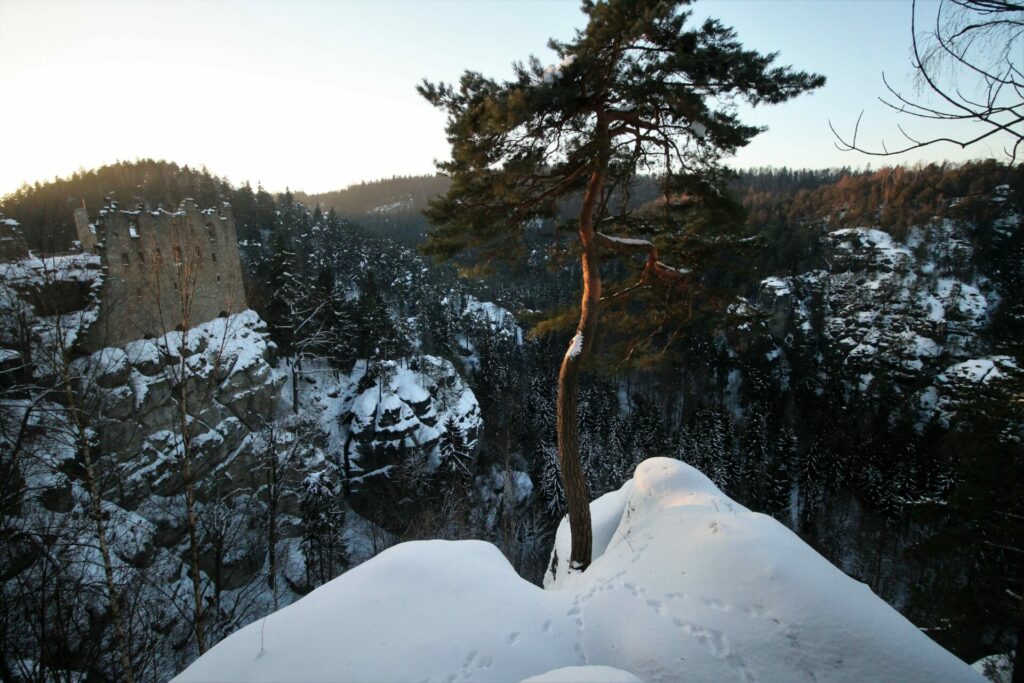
[1,159,1021,680]
[297,175,452,243]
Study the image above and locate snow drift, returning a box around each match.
[175,458,980,683]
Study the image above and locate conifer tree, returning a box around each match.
[540,444,566,521]
[299,470,346,589]
[438,414,473,486]
[769,426,797,520]
[254,183,277,235]
[419,0,823,569]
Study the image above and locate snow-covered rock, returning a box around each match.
[755,220,1000,391]
[972,653,1014,683]
[347,355,481,478]
[0,252,103,377]
[463,295,522,342]
[920,355,1023,428]
[175,458,980,683]
[79,310,283,507]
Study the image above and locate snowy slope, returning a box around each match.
[175,458,979,683]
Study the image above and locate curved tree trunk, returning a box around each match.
[556,158,607,573]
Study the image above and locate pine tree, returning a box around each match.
[254,183,277,235]
[419,0,823,570]
[539,444,566,521]
[299,470,346,590]
[438,415,472,486]
[266,227,298,356]
[741,403,771,509]
[768,426,797,521]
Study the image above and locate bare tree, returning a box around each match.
[832,0,1023,163]
[145,221,239,657]
[0,256,138,682]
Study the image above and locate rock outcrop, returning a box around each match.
[78,310,283,510]
[345,355,481,485]
[754,221,1000,392]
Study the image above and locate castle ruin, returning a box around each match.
[74,199,247,348]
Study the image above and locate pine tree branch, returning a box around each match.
[595,229,691,285]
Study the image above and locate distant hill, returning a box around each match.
[1,160,237,252]
[297,175,452,243]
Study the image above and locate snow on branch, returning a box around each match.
[595,231,691,290]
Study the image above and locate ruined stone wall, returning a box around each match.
[72,207,98,253]
[0,217,29,261]
[77,200,247,348]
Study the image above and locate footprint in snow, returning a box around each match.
[701,597,730,612]
[646,598,667,615]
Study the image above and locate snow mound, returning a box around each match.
[175,458,980,683]
[520,665,642,683]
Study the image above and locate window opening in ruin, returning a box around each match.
[121,252,130,265]
[216,275,221,282]
[211,252,217,262]
[138,251,145,263]
[129,225,140,239]
[206,223,217,242]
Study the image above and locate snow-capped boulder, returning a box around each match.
[463,294,523,344]
[79,310,283,509]
[174,458,980,683]
[90,347,131,387]
[919,355,1022,428]
[346,355,481,478]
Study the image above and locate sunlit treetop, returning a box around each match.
[418,0,826,268]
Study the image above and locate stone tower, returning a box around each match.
[73,207,98,253]
[77,199,248,349]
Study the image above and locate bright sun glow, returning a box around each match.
[0,0,1015,196]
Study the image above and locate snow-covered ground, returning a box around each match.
[175,458,980,683]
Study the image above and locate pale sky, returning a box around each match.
[0,0,1016,196]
